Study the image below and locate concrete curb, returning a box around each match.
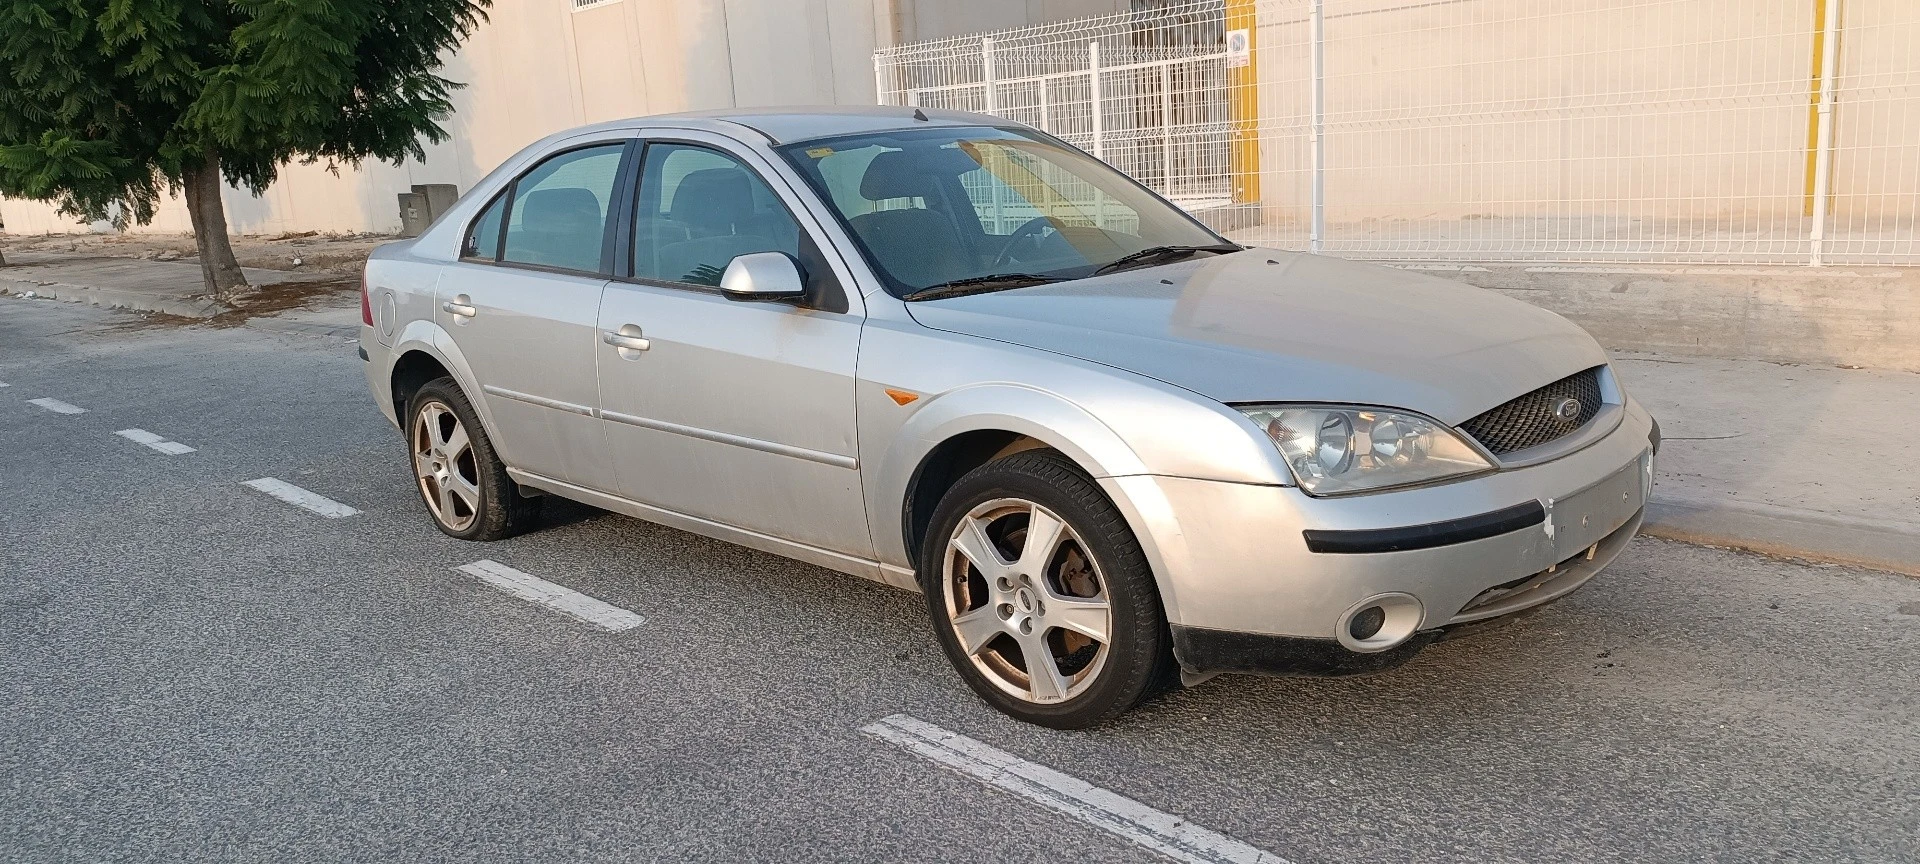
[243,318,360,339]
[1644,500,1920,578]
[1434,263,1920,374]
[0,275,228,319]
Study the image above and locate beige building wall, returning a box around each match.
[1242,0,1915,233]
[889,0,1131,44]
[2,0,885,236]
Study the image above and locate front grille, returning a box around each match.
[1460,366,1604,456]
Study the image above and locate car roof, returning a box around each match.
[563,106,1029,146]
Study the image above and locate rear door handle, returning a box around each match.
[442,296,477,317]
[603,330,651,352]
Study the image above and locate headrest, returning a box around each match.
[859,150,944,201]
[670,167,756,233]
[518,187,601,233]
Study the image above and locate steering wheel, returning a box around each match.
[991,217,1059,269]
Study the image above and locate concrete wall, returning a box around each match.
[1242,0,1917,230]
[1452,265,1920,374]
[890,0,1130,43]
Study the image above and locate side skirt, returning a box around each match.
[505,467,921,592]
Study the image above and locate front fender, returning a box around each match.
[870,382,1215,623]
[867,382,1146,568]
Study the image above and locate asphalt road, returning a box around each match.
[3,295,1917,864]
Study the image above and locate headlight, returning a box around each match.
[1239,405,1493,496]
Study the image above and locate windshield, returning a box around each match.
[778,126,1233,298]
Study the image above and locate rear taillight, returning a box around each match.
[360,273,374,327]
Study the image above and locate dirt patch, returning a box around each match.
[207,276,360,328]
[1,230,392,276]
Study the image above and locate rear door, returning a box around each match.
[594,134,872,558]
[438,138,635,490]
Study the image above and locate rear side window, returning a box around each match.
[501,144,626,274]
[462,193,506,260]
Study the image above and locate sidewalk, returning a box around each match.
[3,250,1916,576]
[1616,352,1920,575]
[0,250,341,319]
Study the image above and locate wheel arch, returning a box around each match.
[385,321,506,448]
[881,384,1153,566]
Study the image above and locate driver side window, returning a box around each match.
[631,144,801,287]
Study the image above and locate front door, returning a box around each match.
[439,140,631,489]
[595,139,870,558]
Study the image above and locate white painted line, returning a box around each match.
[454,559,644,632]
[0,381,9,387]
[242,477,361,518]
[862,714,1292,864]
[116,428,197,455]
[27,397,85,414]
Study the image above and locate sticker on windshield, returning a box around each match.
[805,147,835,158]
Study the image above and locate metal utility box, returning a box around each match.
[413,184,460,225]
[397,192,431,238]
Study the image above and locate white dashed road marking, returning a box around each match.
[862,714,1293,864]
[454,559,644,632]
[116,429,197,455]
[27,398,85,414]
[242,478,361,518]
[0,381,9,387]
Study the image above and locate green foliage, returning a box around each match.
[0,0,490,223]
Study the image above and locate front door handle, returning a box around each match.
[603,327,651,353]
[442,294,477,318]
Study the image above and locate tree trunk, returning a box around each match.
[181,152,250,300]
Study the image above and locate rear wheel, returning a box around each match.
[408,377,540,541]
[919,450,1176,728]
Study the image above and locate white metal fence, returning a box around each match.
[875,0,1920,266]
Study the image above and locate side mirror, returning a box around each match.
[719,252,807,303]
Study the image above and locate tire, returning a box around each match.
[918,449,1177,729]
[406,377,541,541]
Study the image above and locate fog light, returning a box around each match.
[1335,593,1425,653]
[1348,605,1386,640]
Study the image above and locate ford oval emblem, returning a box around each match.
[1553,397,1582,420]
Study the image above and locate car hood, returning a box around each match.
[904,249,1608,424]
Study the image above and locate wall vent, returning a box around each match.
[571,0,620,11]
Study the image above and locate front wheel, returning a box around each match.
[407,377,540,541]
[919,450,1176,728]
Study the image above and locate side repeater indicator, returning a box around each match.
[885,388,920,406]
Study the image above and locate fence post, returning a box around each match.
[1160,63,1175,191]
[1309,0,1326,254]
[982,37,998,114]
[873,54,888,106]
[1808,0,1841,266]
[1039,78,1050,131]
[1089,41,1105,160]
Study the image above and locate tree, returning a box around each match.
[0,0,489,299]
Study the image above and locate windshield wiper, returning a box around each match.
[1092,243,1244,276]
[901,273,1063,302]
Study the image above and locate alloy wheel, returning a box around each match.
[412,400,480,532]
[942,498,1113,704]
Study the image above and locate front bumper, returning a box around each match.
[1102,398,1658,677]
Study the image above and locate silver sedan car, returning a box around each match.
[360,107,1658,728]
